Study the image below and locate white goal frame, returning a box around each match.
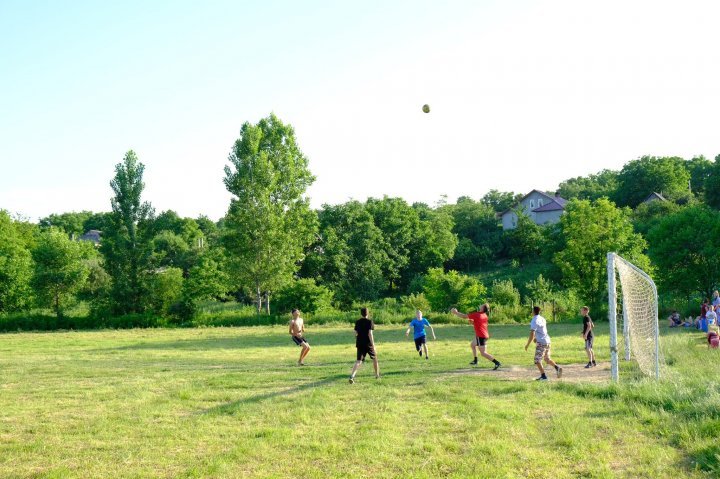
[607,252,661,381]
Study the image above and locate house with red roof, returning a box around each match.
[499,190,567,230]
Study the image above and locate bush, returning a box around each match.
[274,278,334,314]
[145,268,184,317]
[401,293,431,313]
[422,268,486,312]
[491,279,520,306]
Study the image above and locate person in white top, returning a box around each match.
[524,306,562,381]
[706,306,717,327]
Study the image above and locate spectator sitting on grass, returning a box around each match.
[668,311,682,328]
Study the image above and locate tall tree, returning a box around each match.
[101,151,154,315]
[554,198,650,310]
[557,169,619,201]
[703,154,720,209]
[0,211,34,313]
[613,156,690,207]
[31,228,89,318]
[686,155,712,198]
[647,205,720,298]
[222,114,317,313]
[480,190,521,213]
[39,211,94,238]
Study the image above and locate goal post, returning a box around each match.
[607,252,661,381]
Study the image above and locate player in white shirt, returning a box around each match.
[524,306,562,381]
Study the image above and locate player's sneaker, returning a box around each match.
[592,360,597,367]
[418,350,422,357]
[536,375,548,381]
[584,362,592,369]
[493,362,501,370]
[469,359,478,365]
[556,366,563,378]
[349,378,354,384]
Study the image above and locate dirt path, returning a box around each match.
[446,361,612,384]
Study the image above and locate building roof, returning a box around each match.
[499,190,566,217]
[642,192,667,203]
[532,197,566,212]
[79,230,102,244]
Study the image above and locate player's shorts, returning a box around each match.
[534,342,551,363]
[584,335,594,349]
[356,344,376,361]
[414,335,427,350]
[292,336,308,346]
[475,337,488,346]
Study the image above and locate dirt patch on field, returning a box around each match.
[446,362,611,384]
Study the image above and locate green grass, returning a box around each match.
[1,322,719,478]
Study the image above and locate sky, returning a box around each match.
[1,0,720,221]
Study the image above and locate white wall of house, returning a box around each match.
[534,209,563,225]
[501,191,555,230]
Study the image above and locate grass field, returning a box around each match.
[1,322,719,478]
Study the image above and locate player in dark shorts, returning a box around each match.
[405,309,436,359]
[451,303,501,370]
[581,306,596,368]
[288,309,311,365]
[349,307,380,383]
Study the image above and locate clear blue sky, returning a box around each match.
[2,0,719,220]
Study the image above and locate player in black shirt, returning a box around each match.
[581,306,596,368]
[349,307,380,383]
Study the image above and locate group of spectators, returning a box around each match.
[668,291,720,336]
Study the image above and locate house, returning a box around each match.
[641,192,667,205]
[500,190,567,230]
[79,230,102,246]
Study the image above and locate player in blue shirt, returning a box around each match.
[405,310,436,359]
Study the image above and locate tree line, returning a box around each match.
[2,113,720,325]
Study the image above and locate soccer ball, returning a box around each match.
[422,104,430,113]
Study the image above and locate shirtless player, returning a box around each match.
[289,309,311,365]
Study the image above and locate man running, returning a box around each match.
[525,306,562,381]
[450,303,501,370]
[405,309,436,359]
[350,307,380,383]
[288,308,311,366]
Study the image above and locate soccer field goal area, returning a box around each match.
[607,252,661,381]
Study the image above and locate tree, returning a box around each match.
[481,190,521,213]
[557,169,619,201]
[703,154,720,209]
[31,228,89,318]
[647,205,720,298]
[274,278,334,314]
[145,267,184,317]
[686,155,713,198]
[505,210,545,263]
[553,198,650,310]
[422,268,486,312]
[445,197,503,270]
[101,151,154,315]
[222,114,317,314]
[39,211,94,238]
[613,156,690,207]
[0,211,34,313]
[301,201,390,306]
[408,203,457,281]
[631,200,681,237]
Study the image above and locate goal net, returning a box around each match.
[607,252,661,380]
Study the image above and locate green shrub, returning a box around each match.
[274,278,334,314]
[401,293,431,313]
[491,279,520,306]
[422,268,486,312]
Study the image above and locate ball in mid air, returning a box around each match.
[422,104,430,113]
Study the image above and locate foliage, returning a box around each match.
[524,274,556,304]
[39,211,93,238]
[422,267,486,312]
[401,292,431,313]
[703,154,720,209]
[631,199,681,236]
[554,198,650,310]
[145,267,184,317]
[444,197,503,270]
[301,201,390,305]
[505,210,545,263]
[480,190,520,213]
[101,151,154,315]
[557,169,619,201]
[647,205,720,298]
[613,156,691,207]
[0,211,34,313]
[686,155,713,197]
[490,279,520,306]
[273,278,334,314]
[31,228,89,318]
[222,114,317,313]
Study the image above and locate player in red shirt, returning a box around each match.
[451,303,502,369]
